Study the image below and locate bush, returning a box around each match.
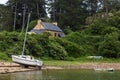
[108,11,120,29]
[0,31,21,53]
[102,26,120,35]
[98,32,120,58]
[53,38,85,58]
[0,52,9,61]
[88,19,109,35]
[26,34,44,57]
[47,42,68,60]
[64,32,101,56]
[28,20,37,31]
[63,28,73,34]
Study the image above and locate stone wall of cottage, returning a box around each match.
[34,20,44,30]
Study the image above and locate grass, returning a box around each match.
[43,60,82,66]
[1,54,120,66]
[0,52,11,61]
[43,57,120,66]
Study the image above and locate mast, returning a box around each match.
[22,13,31,55]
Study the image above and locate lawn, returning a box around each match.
[43,58,120,66]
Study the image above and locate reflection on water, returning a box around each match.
[0,70,120,80]
[0,70,42,80]
[11,71,42,80]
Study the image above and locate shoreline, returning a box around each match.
[42,63,120,70]
[0,62,120,74]
[0,62,36,74]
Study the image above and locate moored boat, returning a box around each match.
[12,55,43,68]
[11,13,43,69]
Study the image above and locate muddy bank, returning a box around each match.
[0,62,37,74]
[63,63,120,70]
[0,62,120,74]
[42,63,120,70]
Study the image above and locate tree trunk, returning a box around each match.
[104,0,109,20]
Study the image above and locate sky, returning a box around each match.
[0,0,8,4]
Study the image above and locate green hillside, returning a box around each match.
[0,11,120,61]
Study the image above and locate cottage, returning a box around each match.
[29,20,65,37]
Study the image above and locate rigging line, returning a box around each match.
[22,13,31,55]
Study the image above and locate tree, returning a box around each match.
[88,19,109,35]
[98,32,120,58]
[108,11,120,29]
[98,0,120,19]
[82,0,98,15]
[0,4,13,31]
[5,0,47,31]
[48,0,88,30]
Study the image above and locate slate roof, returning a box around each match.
[61,33,65,37]
[29,21,65,37]
[41,22,62,32]
[30,29,45,34]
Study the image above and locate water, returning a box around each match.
[0,70,120,80]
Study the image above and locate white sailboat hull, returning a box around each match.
[12,55,43,67]
[11,13,43,69]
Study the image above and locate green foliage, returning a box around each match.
[0,0,46,31]
[0,5,13,31]
[47,42,67,60]
[0,52,10,61]
[49,0,88,30]
[0,31,19,52]
[63,28,73,35]
[98,32,120,58]
[53,38,85,58]
[88,19,109,35]
[102,26,120,35]
[26,34,44,57]
[64,32,101,56]
[0,11,120,60]
[108,11,120,29]
[28,20,37,31]
[0,0,120,32]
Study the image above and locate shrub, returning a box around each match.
[0,31,21,53]
[64,32,101,56]
[102,26,120,35]
[88,19,109,35]
[53,38,85,58]
[47,42,68,60]
[0,52,9,61]
[63,28,73,34]
[28,20,37,31]
[26,34,44,57]
[108,11,120,29]
[98,32,120,58]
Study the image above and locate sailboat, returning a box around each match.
[12,13,43,69]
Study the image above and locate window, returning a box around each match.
[54,33,58,37]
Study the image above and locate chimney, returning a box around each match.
[37,19,42,25]
[52,22,58,26]
[34,19,43,30]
